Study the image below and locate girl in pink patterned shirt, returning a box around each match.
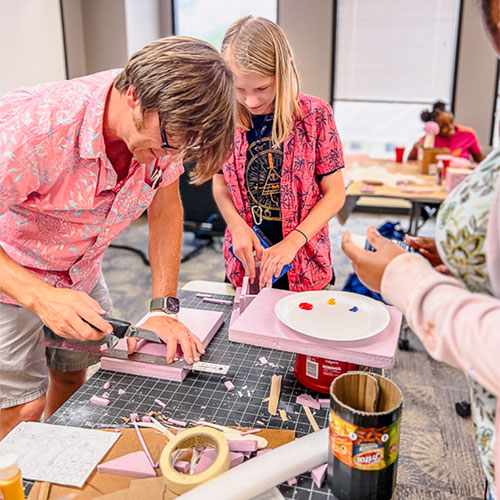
[213,16,346,291]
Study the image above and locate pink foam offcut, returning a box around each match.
[311,463,328,488]
[101,308,224,381]
[90,395,109,406]
[296,394,321,410]
[97,451,156,478]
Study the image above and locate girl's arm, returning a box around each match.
[259,170,345,285]
[212,173,263,283]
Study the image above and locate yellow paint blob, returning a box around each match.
[327,298,336,305]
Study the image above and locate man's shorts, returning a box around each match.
[0,274,112,409]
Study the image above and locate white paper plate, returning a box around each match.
[274,291,390,342]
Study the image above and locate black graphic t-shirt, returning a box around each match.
[245,114,283,245]
[245,114,289,290]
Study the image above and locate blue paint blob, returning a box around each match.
[349,306,358,312]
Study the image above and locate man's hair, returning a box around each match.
[114,36,236,184]
[221,16,302,147]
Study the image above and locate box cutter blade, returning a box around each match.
[41,316,229,374]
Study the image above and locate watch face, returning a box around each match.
[166,296,180,313]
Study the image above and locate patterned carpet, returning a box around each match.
[100,209,484,500]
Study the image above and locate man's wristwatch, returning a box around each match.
[150,296,180,318]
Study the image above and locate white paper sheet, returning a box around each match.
[0,422,120,487]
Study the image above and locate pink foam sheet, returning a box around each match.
[101,308,224,381]
[97,451,156,478]
[228,288,402,369]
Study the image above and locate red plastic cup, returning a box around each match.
[395,146,405,163]
[442,159,451,179]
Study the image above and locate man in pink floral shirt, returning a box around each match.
[0,37,235,437]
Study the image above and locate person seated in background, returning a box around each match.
[408,100,485,163]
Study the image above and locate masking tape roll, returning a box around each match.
[160,426,230,494]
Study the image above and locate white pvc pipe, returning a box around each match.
[178,428,329,500]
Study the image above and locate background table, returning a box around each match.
[339,159,448,234]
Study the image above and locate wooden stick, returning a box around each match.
[38,482,51,500]
[303,405,320,432]
[268,375,282,416]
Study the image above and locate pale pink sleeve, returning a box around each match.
[381,253,500,398]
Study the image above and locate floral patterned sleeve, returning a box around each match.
[314,100,345,177]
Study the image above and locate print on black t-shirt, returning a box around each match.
[245,114,283,246]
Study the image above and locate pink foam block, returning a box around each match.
[286,477,297,486]
[90,395,110,406]
[311,463,328,488]
[130,413,139,422]
[319,399,330,409]
[97,451,156,479]
[195,449,244,474]
[240,429,261,436]
[258,356,269,366]
[227,439,259,452]
[155,398,166,408]
[103,381,111,389]
[228,288,402,369]
[101,308,224,381]
[142,415,151,423]
[174,460,190,473]
[224,380,235,391]
[296,394,321,410]
[256,449,272,457]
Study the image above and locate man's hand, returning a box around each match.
[341,227,405,292]
[231,223,264,284]
[32,287,112,340]
[127,315,206,364]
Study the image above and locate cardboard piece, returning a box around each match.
[101,308,224,381]
[229,288,402,369]
[27,427,295,500]
[418,146,450,174]
[97,451,156,478]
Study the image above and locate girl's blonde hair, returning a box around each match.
[221,16,302,147]
[115,36,236,184]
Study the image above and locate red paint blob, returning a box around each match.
[299,302,313,310]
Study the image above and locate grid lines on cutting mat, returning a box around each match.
[47,290,333,499]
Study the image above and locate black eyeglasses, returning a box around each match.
[161,130,178,151]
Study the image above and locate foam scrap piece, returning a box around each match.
[118,389,125,395]
[296,394,321,410]
[97,451,156,478]
[102,392,110,399]
[229,452,245,468]
[130,413,139,422]
[311,463,328,488]
[196,293,212,298]
[319,399,330,409]
[168,418,187,427]
[154,398,166,408]
[225,380,235,391]
[90,395,110,406]
[103,381,111,389]
[259,356,269,366]
[240,429,261,436]
[256,449,272,457]
[286,477,297,486]
[174,460,190,473]
[142,415,152,423]
[228,439,259,452]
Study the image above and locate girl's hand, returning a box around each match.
[231,223,264,283]
[259,232,304,287]
[342,227,405,292]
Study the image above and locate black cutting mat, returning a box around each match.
[44,290,332,499]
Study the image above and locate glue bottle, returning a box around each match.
[0,454,25,500]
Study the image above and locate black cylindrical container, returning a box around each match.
[328,371,403,500]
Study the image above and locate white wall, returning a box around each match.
[125,0,161,58]
[0,0,66,95]
[453,0,498,145]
